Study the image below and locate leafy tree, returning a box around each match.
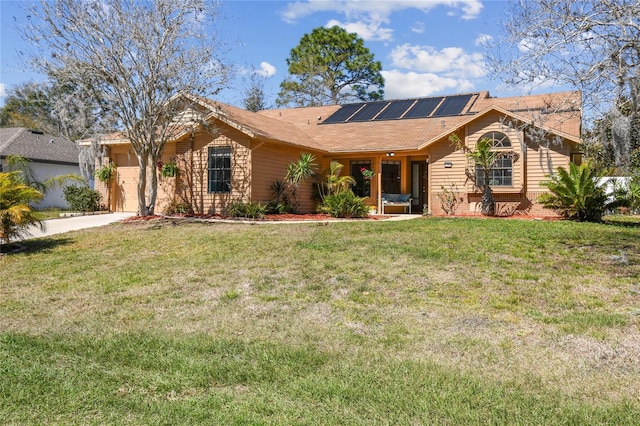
[538,161,610,222]
[0,81,109,141]
[0,171,44,245]
[487,0,640,167]
[25,0,229,216]
[582,100,640,174]
[0,81,114,181]
[243,72,270,112]
[0,83,53,131]
[277,26,384,107]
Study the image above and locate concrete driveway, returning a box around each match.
[25,212,136,239]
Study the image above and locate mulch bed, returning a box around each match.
[122,213,392,222]
[121,213,563,223]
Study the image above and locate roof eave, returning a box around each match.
[416,106,581,150]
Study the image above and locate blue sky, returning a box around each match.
[1,0,521,108]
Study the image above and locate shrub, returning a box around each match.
[266,201,293,214]
[267,180,294,214]
[226,201,267,219]
[318,190,369,218]
[438,183,463,215]
[63,185,102,212]
[538,161,608,222]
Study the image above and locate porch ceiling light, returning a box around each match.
[386,152,395,157]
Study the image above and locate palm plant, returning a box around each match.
[0,171,45,245]
[450,134,500,216]
[322,161,356,199]
[285,153,318,187]
[628,179,640,213]
[285,153,318,211]
[538,161,609,221]
[5,155,84,193]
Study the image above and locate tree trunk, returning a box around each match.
[147,157,159,216]
[481,186,495,216]
[137,154,149,216]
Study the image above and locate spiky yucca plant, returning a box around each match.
[538,161,609,222]
[285,153,318,213]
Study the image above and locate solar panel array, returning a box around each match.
[321,103,364,124]
[349,102,389,122]
[321,94,476,124]
[431,95,473,117]
[370,99,414,120]
[403,97,443,119]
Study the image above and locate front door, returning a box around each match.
[411,161,428,213]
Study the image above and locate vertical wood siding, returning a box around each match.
[428,114,574,216]
[175,129,251,215]
[252,143,321,213]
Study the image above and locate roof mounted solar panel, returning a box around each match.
[374,99,415,121]
[348,101,389,122]
[432,95,472,117]
[403,97,443,119]
[322,103,364,124]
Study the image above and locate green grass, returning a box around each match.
[33,208,74,220]
[1,217,640,424]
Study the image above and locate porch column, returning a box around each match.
[377,156,383,213]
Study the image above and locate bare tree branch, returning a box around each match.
[24,0,231,215]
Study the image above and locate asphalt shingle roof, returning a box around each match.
[92,90,581,154]
[0,127,80,165]
[256,91,581,152]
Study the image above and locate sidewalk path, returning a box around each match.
[25,212,136,239]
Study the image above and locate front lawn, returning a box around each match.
[1,217,639,424]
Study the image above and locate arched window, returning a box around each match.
[475,132,513,186]
[482,131,511,148]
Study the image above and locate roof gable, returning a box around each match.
[254,92,581,153]
[88,90,581,155]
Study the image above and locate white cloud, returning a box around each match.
[411,21,425,34]
[0,83,6,98]
[325,18,393,41]
[255,62,277,78]
[518,38,536,53]
[281,1,483,24]
[381,70,475,99]
[475,33,492,47]
[389,44,486,79]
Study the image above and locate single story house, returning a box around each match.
[0,127,81,209]
[92,90,582,216]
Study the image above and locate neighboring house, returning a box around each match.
[91,90,582,216]
[0,127,81,209]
